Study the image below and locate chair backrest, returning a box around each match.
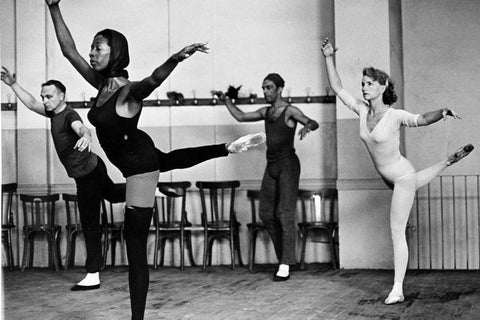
[298,189,338,223]
[195,180,241,225]
[62,193,81,227]
[20,193,60,226]
[2,183,17,226]
[246,190,261,224]
[154,181,191,225]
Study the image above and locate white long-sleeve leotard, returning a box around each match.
[339,89,420,183]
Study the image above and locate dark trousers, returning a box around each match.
[75,157,125,273]
[259,154,300,265]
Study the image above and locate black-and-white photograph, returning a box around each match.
[1,0,479,319]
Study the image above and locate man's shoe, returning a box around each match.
[227,132,266,154]
[70,284,100,291]
[273,274,290,282]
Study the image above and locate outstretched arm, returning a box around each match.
[46,0,102,88]
[1,67,46,116]
[71,121,92,152]
[129,43,210,101]
[289,106,319,140]
[417,108,460,126]
[212,91,264,122]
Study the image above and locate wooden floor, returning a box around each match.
[2,264,480,320]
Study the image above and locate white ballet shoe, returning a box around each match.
[227,132,266,153]
[446,144,474,166]
[384,293,405,305]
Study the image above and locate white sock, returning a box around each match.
[77,272,100,286]
[276,264,289,277]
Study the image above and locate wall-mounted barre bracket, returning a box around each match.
[1,103,16,111]
[1,96,336,111]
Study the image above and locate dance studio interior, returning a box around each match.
[2,0,480,319]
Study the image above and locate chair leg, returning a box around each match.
[185,233,196,267]
[7,231,14,270]
[65,232,73,270]
[208,237,216,267]
[102,237,110,270]
[56,230,63,270]
[329,229,337,269]
[21,233,30,271]
[111,238,117,267]
[202,231,208,270]
[49,231,60,272]
[229,232,235,270]
[300,227,308,271]
[153,234,159,270]
[234,227,243,267]
[248,229,257,271]
[180,229,185,270]
[28,234,35,268]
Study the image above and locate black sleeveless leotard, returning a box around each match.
[87,88,159,177]
[265,106,296,163]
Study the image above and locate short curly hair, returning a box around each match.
[362,67,398,105]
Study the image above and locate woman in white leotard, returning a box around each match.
[322,38,473,305]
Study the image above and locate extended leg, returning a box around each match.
[156,144,228,172]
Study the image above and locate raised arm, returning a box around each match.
[1,67,46,116]
[321,38,343,95]
[288,106,319,140]
[129,43,210,102]
[212,91,265,122]
[46,0,102,88]
[416,108,460,126]
[321,37,364,113]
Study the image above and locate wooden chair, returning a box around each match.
[20,193,62,271]
[2,183,17,270]
[298,189,338,270]
[101,185,126,268]
[245,190,268,271]
[196,180,243,270]
[152,181,196,270]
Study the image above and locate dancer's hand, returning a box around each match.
[45,0,61,6]
[173,43,210,62]
[74,136,91,152]
[321,38,337,57]
[442,108,461,120]
[1,67,16,86]
[211,90,226,101]
[298,126,311,140]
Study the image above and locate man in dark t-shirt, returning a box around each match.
[1,66,124,290]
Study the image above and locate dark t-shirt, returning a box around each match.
[51,106,98,178]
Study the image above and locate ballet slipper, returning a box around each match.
[446,144,474,166]
[384,293,405,305]
[227,132,266,153]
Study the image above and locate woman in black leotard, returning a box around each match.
[45,1,241,319]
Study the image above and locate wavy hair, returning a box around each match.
[362,67,397,105]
